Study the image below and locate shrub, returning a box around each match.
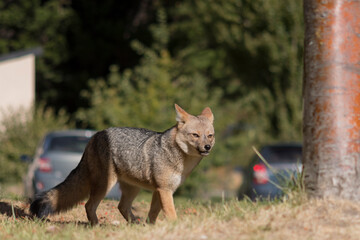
[0,104,72,184]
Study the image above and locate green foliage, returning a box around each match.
[0,1,157,113]
[0,0,40,52]
[0,0,304,196]
[0,0,76,110]
[76,2,304,196]
[77,8,222,131]
[77,8,223,196]
[167,0,304,164]
[0,105,72,183]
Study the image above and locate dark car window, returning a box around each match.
[48,136,90,153]
[263,146,302,164]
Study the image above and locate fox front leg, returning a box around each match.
[157,188,177,221]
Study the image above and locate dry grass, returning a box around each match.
[1,192,360,240]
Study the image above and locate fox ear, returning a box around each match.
[201,107,214,123]
[175,104,189,124]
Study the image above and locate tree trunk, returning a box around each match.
[303,0,360,200]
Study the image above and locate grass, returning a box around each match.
[1,189,360,240]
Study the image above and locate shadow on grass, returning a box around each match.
[0,201,32,219]
[0,200,148,228]
[50,220,92,227]
[0,201,93,227]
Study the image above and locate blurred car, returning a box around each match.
[240,143,302,200]
[23,130,121,200]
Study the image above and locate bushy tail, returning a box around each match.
[30,160,90,218]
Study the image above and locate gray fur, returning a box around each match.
[30,104,215,225]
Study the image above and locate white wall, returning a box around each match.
[0,54,35,120]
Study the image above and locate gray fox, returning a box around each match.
[30,104,215,225]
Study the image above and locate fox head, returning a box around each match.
[174,104,215,157]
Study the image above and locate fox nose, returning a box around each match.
[204,145,211,151]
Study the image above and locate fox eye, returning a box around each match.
[192,133,200,138]
[208,134,214,138]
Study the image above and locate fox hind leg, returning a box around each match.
[147,190,161,224]
[118,181,140,223]
[85,189,106,225]
[85,178,117,225]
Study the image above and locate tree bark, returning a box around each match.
[303,0,360,200]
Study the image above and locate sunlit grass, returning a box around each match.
[1,181,360,240]
[1,194,360,240]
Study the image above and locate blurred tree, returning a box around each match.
[0,0,303,142]
[0,0,157,113]
[0,0,305,193]
[0,0,75,110]
[77,8,224,196]
[168,0,304,141]
[77,8,221,129]
[60,0,157,112]
[77,1,304,196]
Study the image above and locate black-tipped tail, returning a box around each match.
[30,192,55,218]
